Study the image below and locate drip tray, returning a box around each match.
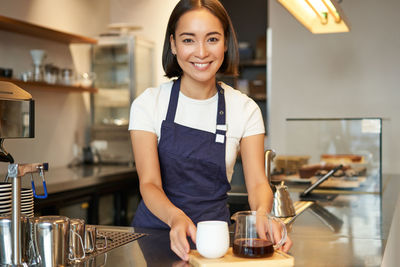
[74,229,147,263]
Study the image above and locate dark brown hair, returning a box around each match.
[162,0,239,78]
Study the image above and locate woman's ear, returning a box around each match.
[170,34,177,55]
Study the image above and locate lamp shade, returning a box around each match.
[277,0,350,33]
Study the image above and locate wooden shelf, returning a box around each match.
[0,15,97,44]
[0,77,98,93]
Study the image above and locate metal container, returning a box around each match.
[70,218,86,260]
[0,215,35,265]
[84,225,96,254]
[85,225,107,254]
[33,215,70,267]
[273,181,296,218]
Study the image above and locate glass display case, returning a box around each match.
[89,35,154,164]
[271,118,382,193]
[91,35,154,127]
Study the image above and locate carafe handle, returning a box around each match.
[270,217,287,250]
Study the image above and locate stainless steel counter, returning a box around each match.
[19,164,136,194]
[68,174,400,267]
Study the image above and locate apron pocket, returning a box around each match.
[160,151,222,197]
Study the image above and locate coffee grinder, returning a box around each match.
[0,81,48,266]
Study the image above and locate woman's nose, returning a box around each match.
[196,43,209,58]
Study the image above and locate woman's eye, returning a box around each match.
[182,39,194,43]
[208,37,219,43]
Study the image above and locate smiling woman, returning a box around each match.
[128,0,291,261]
[170,9,227,97]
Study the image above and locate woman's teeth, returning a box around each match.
[194,63,209,68]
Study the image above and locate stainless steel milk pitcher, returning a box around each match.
[33,215,85,267]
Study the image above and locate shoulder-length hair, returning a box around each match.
[162,0,239,78]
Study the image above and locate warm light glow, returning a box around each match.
[277,0,350,34]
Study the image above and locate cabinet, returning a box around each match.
[0,15,98,93]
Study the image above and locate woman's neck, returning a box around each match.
[180,76,217,100]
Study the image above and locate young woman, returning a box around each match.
[129,0,292,261]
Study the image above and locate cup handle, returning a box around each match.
[271,217,287,250]
[69,229,86,261]
[96,231,108,250]
[28,239,42,265]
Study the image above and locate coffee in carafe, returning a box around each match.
[231,211,287,258]
[233,238,274,258]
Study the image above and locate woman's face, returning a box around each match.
[171,8,226,86]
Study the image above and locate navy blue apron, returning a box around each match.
[132,78,231,229]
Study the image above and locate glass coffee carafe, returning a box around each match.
[231,211,287,258]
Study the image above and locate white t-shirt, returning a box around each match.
[129,80,265,182]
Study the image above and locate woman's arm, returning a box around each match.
[130,130,196,261]
[240,134,273,214]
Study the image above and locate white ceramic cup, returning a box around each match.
[196,220,229,259]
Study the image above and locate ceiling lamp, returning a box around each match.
[277,0,350,33]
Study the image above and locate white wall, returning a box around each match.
[110,0,179,86]
[0,0,110,172]
[268,0,400,174]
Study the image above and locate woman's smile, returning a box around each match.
[192,62,211,70]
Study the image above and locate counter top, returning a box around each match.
[70,174,400,267]
[18,164,136,194]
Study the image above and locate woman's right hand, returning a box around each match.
[169,212,197,261]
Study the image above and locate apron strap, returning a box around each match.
[215,83,226,144]
[165,78,181,123]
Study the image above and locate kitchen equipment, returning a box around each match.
[6,163,49,266]
[33,215,84,267]
[0,82,49,266]
[273,181,296,218]
[0,215,38,266]
[44,64,59,84]
[265,150,296,218]
[0,82,34,141]
[78,72,96,88]
[70,218,86,261]
[30,49,46,82]
[84,226,97,254]
[231,211,287,258]
[85,225,107,254]
[189,248,294,267]
[60,68,74,85]
[0,184,35,218]
[196,221,229,259]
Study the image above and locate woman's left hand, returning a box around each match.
[255,214,292,253]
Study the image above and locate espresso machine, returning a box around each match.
[0,81,48,266]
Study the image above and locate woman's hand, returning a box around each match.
[169,212,197,261]
[255,214,292,253]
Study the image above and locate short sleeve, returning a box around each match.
[242,100,265,137]
[128,88,156,133]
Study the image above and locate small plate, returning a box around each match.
[0,195,11,201]
[0,183,12,188]
[0,200,12,205]
[0,209,11,213]
[0,188,12,192]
